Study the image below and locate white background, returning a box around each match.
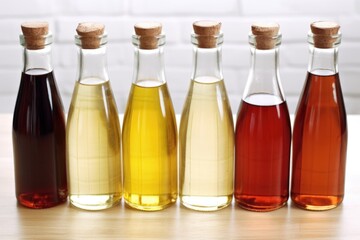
[1,0,359,114]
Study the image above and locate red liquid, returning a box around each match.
[291,72,347,211]
[235,96,291,211]
[12,71,67,208]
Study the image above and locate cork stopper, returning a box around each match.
[134,22,162,49]
[193,20,221,48]
[21,22,49,50]
[310,21,340,48]
[76,22,105,49]
[251,23,280,50]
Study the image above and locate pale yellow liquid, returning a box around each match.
[179,77,234,211]
[122,80,177,211]
[67,79,122,210]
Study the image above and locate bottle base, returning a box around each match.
[69,194,121,211]
[291,194,343,211]
[180,195,232,211]
[235,195,288,212]
[18,192,66,209]
[124,193,177,211]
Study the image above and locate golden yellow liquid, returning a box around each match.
[67,79,122,210]
[122,80,177,211]
[179,77,234,211]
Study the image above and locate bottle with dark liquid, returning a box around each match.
[122,22,177,211]
[67,23,122,210]
[291,21,347,211]
[12,22,67,208]
[234,23,291,211]
[179,21,234,211]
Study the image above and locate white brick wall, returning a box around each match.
[1,0,360,114]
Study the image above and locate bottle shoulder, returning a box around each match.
[123,81,176,122]
[13,71,65,133]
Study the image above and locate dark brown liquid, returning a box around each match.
[235,97,291,211]
[291,72,347,211]
[13,71,67,208]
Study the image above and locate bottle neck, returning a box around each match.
[308,46,338,75]
[23,45,53,74]
[132,47,165,85]
[77,46,109,83]
[243,46,285,102]
[251,47,279,78]
[191,46,222,82]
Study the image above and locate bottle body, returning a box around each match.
[291,71,347,210]
[179,77,234,211]
[67,79,122,210]
[235,94,291,211]
[13,69,67,208]
[123,80,177,211]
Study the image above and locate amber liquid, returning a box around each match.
[67,79,122,210]
[179,78,234,211]
[12,71,67,208]
[291,72,347,210]
[235,94,291,211]
[123,80,177,211]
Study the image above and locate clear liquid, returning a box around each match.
[179,78,234,211]
[122,81,177,211]
[67,79,122,210]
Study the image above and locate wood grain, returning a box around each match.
[1,114,359,239]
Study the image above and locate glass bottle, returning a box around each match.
[234,23,291,211]
[13,22,67,208]
[67,23,122,210]
[291,21,347,211]
[179,21,234,211]
[122,22,177,211]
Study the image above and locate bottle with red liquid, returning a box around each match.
[291,21,347,211]
[12,22,67,208]
[234,23,291,211]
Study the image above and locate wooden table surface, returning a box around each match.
[1,114,359,239]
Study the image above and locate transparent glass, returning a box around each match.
[291,32,347,211]
[20,33,53,73]
[67,34,122,210]
[179,33,234,211]
[235,33,291,211]
[122,34,178,211]
[13,33,67,208]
